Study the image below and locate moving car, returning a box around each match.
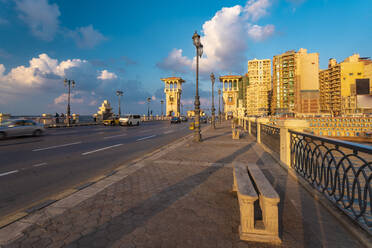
[170,117,181,124]
[180,116,188,122]
[0,119,45,139]
[119,115,141,126]
[103,117,120,126]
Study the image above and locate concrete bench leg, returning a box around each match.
[237,193,256,234]
[232,130,240,140]
[260,196,280,241]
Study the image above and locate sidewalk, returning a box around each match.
[0,121,364,248]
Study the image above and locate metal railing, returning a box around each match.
[251,121,257,138]
[290,130,372,234]
[261,124,280,157]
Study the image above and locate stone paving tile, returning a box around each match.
[2,122,364,248]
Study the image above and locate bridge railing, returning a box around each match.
[290,130,372,234]
[237,116,372,235]
[261,124,280,158]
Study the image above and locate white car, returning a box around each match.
[0,119,45,139]
[119,115,141,126]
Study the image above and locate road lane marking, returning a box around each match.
[50,131,78,135]
[163,130,174,134]
[32,141,82,152]
[33,162,47,167]
[136,135,156,141]
[103,134,127,139]
[82,144,123,156]
[0,170,19,177]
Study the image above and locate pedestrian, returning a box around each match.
[55,112,59,124]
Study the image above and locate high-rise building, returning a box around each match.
[246,58,271,116]
[319,54,372,115]
[271,48,319,116]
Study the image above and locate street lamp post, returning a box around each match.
[218,89,222,124]
[64,78,75,127]
[192,31,203,142]
[147,97,151,119]
[160,100,164,119]
[116,90,123,117]
[210,73,216,129]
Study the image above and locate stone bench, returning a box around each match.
[233,162,281,244]
[232,127,243,140]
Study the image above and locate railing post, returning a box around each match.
[256,118,269,144]
[248,119,251,135]
[276,119,309,167]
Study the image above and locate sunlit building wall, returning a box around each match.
[319,54,372,115]
[246,58,271,116]
[271,48,319,116]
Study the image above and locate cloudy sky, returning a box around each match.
[0,0,371,115]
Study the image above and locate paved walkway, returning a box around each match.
[0,121,363,247]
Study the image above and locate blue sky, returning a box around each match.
[0,0,371,115]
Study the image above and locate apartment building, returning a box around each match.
[271,48,319,116]
[319,54,372,115]
[246,58,272,116]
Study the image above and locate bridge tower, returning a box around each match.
[219,75,243,119]
[161,77,185,117]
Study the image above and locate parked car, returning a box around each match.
[180,116,188,122]
[119,115,141,126]
[200,116,208,123]
[0,119,45,139]
[170,117,181,124]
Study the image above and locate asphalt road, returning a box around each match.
[0,121,191,218]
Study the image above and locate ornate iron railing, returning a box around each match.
[251,121,257,138]
[290,130,372,234]
[261,124,280,156]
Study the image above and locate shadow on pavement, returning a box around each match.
[70,142,255,246]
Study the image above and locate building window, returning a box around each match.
[228,97,233,102]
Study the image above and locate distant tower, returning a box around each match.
[161,77,185,117]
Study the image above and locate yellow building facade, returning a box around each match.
[319,54,372,115]
[272,48,319,116]
[161,77,185,117]
[247,58,271,116]
[219,75,243,119]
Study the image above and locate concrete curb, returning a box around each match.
[257,142,372,248]
[0,124,210,245]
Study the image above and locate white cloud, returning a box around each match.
[69,25,106,49]
[157,0,275,75]
[0,53,152,115]
[156,48,192,73]
[97,70,117,80]
[0,53,88,88]
[247,24,275,41]
[54,92,84,105]
[243,0,271,21]
[15,0,60,41]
